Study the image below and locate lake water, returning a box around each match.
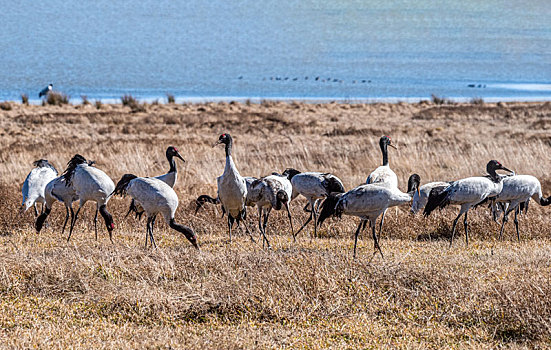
[1,0,550,103]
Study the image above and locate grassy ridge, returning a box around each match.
[0,101,550,348]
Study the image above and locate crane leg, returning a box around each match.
[145,217,150,248]
[284,202,294,237]
[463,211,469,246]
[261,210,271,249]
[228,216,234,243]
[61,206,70,236]
[312,204,319,240]
[372,222,383,259]
[449,212,462,248]
[378,210,386,238]
[514,207,520,242]
[293,211,313,241]
[498,214,508,241]
[352,220,364,259]
[67,206,82,242]
[94,207,98,240]
[148,217,157,248]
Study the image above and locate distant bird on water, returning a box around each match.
[39,84,53,98]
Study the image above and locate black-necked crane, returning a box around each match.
[214,133,248,242]
[113,174,199,249]
[408,174,450,214]
[21,159,58,216]
[38,84,53,98]
[423,160,514,247]
[282,168,345,240]
[318,176,420,258]
[195,176,258,215]
[492,175,551,240]
[35,175,79,235]
[366,135,397,187]
[365,135,398,236]
[247,174,294,248]
[126,146,185,219]
[62,154,115,242]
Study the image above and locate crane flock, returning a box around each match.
[19,135,551,258]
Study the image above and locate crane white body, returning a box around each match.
[423,160,513,247]
[114,175,198,249]
[493,175,551,240]
[284,169,345,240]
[217,155,247,218]
[21,161,58,215]
[248,174,294,247]
[62,155,115,242]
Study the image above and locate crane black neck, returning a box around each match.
[225,137,233,157]
[167,153,177,173]
[380,141,389,166]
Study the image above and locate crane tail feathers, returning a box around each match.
[317,193,343,226]
[423,187,450,217]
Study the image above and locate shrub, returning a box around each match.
[121,94,137,106]
[431,94,451,105]
[46,91,70,106]
[81,95,90,105]
[21,94,29,105]
[0,102,12,111]
[471,97,484,105]
[95,100,102,110]
[167,94,175,104]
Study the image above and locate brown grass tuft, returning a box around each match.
[46,91,70,106]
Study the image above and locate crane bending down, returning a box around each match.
[318,175,420,258]
[424,160,513,247]
[113,174,199,249]
[282,168,345,240]
[62,154,115,242]
[35,175,79,235]
[21,159,58,216]
[247,174,294,248]
[492,175,551,240]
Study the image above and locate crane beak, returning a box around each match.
[388,143,397,150]
[175,152,185,163]
[212,140,222,148]
[500,165,514,173]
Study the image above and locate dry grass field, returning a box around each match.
[0,100,550,348]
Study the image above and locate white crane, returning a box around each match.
[366,135,397,187]
[214,133,248,242]
[318,177,420,258]
[407,174,450,214]
[282,168,345,240]
[423,160,513,247]
[365,135,398,236]
[126,146,185,219]
[247,174,294,248]
[38,84,53,98]
[195,176,258,215]
[21,159,58,216]
[113,174,199,249]
[35,175,79,234]
[492,175,551,240]
[62,154,115,242]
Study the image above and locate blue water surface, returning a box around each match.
[1,0,550,103]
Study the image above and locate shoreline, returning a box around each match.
[3,94,551,106]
